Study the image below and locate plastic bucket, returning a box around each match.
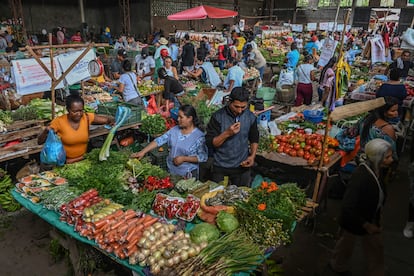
[256,87,276,101]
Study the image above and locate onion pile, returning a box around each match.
[128,222,206,274]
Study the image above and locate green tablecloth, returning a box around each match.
[12,190,272,275]
[11,190,146,275]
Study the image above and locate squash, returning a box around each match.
[200,191,235,215]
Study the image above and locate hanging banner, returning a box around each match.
[370,37,386,63]
[11,58,64,95]
[317,38,338,67]
[328,22,335,31]
[336,24,344,31]
[291,24,303,32]
[319,22,329,30]
[57,49,95,85]
[239,19,245,32]
[307,23,317,31]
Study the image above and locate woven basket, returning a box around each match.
[276,85,295,103]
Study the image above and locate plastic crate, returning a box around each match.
[256,109,271,124]
[97,102,143,125]
[149,147,169,171]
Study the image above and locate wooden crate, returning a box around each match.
[20,92,44,105]
[296,200,319,221]
[0,120,47,162]
[194,88,216,102]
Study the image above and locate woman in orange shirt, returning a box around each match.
[38,95,114,163]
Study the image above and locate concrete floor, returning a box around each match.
[272,150,414,276]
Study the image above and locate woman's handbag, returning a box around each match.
[40,130,66,166]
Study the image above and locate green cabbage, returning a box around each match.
[216,211,239,233]
[190,222,220,244]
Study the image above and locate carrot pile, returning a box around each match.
[58,188,159,260]
[78,210,159,259]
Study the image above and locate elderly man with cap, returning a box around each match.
[206,87,259,187]
[110,49,127,80]
[246,44,266,80]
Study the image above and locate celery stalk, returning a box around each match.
[99,106,131,161]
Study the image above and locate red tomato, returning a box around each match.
[304,145,311,151]
[323,157,330,165]
[294,143,301,150]
[290,149,297,157]
[277,146,284,153]
[297,149,304,157]
[308,157,316,165]
[303,152,310,160]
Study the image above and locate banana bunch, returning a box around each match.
[0,193,21,212]
[0,168,21,212]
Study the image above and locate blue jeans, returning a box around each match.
[258,66,265,80]
[218,60,226,70]
[318,87,324,101]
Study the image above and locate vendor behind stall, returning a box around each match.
[38,95,114,164]
[206,87,259,186]
[386,50,414,79]
[111,60,142,106]
[110,49,127,80]
[246,44,266,80]
[376,68,407,116]
[131,104,207,179]
[135,47,155,81]
[185,55,222,88]
[223,59,245,92]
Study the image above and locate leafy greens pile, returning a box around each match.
[55,149,133,205]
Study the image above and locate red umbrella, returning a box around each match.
[167,5,238,20]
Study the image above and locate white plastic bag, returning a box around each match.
[276,68,295,90]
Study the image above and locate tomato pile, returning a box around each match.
[270,130,338,165]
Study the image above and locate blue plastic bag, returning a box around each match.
[40,130,66,166]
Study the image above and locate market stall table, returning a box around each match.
[0,122,141,163]
[256,151,342,209]
[349,91,414,109]
[266,61,282,75]
[11,190,146,276]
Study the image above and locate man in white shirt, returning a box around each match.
[224,59,245,92]
[295,34,304,52]
[135,47,155,80]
